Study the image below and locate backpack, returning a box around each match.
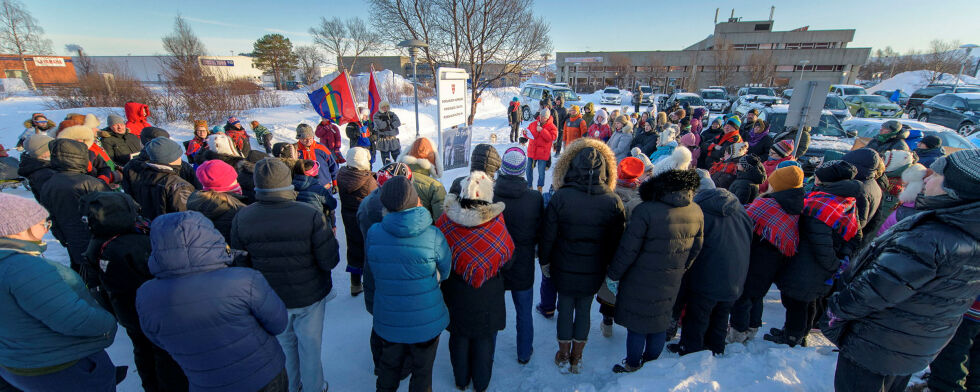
[79,191,149,238]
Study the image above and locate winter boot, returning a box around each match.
[612,359,642,373]
[601,319,613,338]
[351,283,363,297]
[536,304,555,319]
[555,340,571,369]
[763,328,805,348]
[665,343,687,355]
[746,327,759,341]
[665,319,680,341]
[569,340,587,374]
[537,186,543,193]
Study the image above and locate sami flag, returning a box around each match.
[308,71,358,124]
[368,65,382,117]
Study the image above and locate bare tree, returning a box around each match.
[924,39,968,83]
[747,50,776,85]
[0,0,53,90]
[294,45,324,85]
[309,16,381,72]
[65,44,96,76]
[712,39,738,90]
[369,0,442,81]
[610,54,633,89]
[647,56,666,92]
[161,15,208,84]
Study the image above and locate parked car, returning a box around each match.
[782,88,794,99]
[600,87,623,105]
[829,84,867,97]
[843,94,904,118]
[905,84,980,119]
[759,105,853,175]
[665,92,707,118]
[918,93,980,135]
[737,86,777,98]
[823,94,852,122]
[699,88,730,112]
[653,93,669,108]
[729,95,785,118]
[519,83,583,121]
[872,89,910,107]
[967,129,980,149]
[843,118,976,152]
[637,85,655,104]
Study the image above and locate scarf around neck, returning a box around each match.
[747,129,768,146]
[746,197,800,256]
[804,191,860,241]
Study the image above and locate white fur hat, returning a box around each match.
[346,147,372,171]
[652,146,692,177]
[208,134,242,157]
[83,113,100,129]
[898,163,927,204]
[461,170,494,203]
[658,124,679,147]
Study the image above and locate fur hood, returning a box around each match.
[443,194,506,227]
[399,153,442,178]
[24,118,56,131]
[552,138,617,192]
[899,163,928,204]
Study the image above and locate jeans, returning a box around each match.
[511,289,534,362]
[625,330,666,367]
[376,335,440,392]
[510,123,520,143]
[538,272,557,314]
[834,355,912,392]
[678,294,733,355]
[928,320,980,392]
[448,333,497,391]
[277,296,328,392]
[0,350,115,392]
[557,294,592,341]
[730,295,764,332]
[781,293,814,340]
[526,159,547,188]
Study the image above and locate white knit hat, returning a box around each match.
[208,134,242,157]
[652,146,692,177]
[346,147,372,171]
[461,170,494,203]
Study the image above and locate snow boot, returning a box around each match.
[351,283,363,297]
[746,327,759,341]
[601,320,613,338]
[665,343,687,355]
[612,359,642,373]
[665,319,680,341]
[555,340,571,369]
[763,328,806,347]
[537,186,543,193]
[569,340,587,374]
[536,304,555,319]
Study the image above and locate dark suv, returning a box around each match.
[906,84,980,119]
[918,93,980,135]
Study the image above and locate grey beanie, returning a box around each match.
[24,134,54,157]
[883,119,902,133]
[0,193,49,237]
[296,123,315,140]
[379,176,419,212]
[930,150,980,200]
[107,114,125,127]
[144,137,184,164]
[253,158,294,191]
[695,168,715,191]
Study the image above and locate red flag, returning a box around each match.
[368,65,382,117]
[307,71,358,124]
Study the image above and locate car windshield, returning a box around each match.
[554,89,579,101]
[604,88,619,94]
[967,99,980,111]
[701,91,726,100]
[824,96,847,110]
[843,87,867,95]
[863,95,889,103]
[679,96,706,106]
[640,87,652,93]
[768,113,847,138]
[924,131,974,149]
[843,122,880,138]
[747,88,775,96]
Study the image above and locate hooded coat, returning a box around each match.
[729,159,767,205]
[122,158,195,220]
[582,102,596,127]
[17,153,55,201]
[828,196,980,376]
[336,166,378,271]
[136,212,287,392]
[540,138,627,297]
[124,102,152,137]
[687,188,753,302]
[493,174,544,291]
[99,128,142,165]
[448,144,502,195]
[526,115,558,161]
[187,190,248,242]
[843,148,884,230]
[607,121,635,162]
[865,128,911,155]
[607,169,704,334]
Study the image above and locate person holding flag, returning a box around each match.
[347,107,376,164]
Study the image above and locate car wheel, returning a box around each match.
[918,114,929,123]
[521,106,531,122]
[857,109,866,118]
[907,107,917,119]
[959,123,975,136]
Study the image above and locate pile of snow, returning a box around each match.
[0,78,28,94]
[868,70,980,94]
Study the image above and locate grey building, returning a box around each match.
[556,17,871,93]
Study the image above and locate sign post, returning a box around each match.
[436,67,471,170]
[784,79,830,153]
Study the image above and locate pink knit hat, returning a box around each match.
[196,160,241,193]
[679,132,697,147]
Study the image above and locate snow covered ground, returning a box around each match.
[868,70,980,94]
[0,90,855,391]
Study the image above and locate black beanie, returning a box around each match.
[246,150,268,163]
[920,135,942,149]
[139,127,170,145]
[470,144,501,175]
[379,176,419,212]
[253,158,293,191]
[842,148,881,181]
[815,160,858,183]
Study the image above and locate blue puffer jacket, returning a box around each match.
[293,174,338,216]
[0,238,117,370]
[366,206,451,344]
[136,211,288,392]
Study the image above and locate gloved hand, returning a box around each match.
[826,309,843,328]
[541,264,550,278]
[605,277,619,296]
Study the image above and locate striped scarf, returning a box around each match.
[803,191,860,241]
[746,197,800,257]
[436,213,515,288]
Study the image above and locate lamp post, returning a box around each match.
[398,39,429,137]
[957,44,978,85]
[798,60,810,81]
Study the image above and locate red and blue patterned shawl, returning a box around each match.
[746,197,800,257]
[436,213,515,288]
[803,191,860,241]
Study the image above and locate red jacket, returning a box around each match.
[124,102,151,137]
[315,122,343,152]
[526,116,557,161]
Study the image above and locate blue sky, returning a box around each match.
[34,0,980,57]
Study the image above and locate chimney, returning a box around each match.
[769,6,775,21]
[714,8,719,24]
[730,9,735,18]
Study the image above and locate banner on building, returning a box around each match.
[564,56,603,64]
[33,57,65,67]
[200,59,235,66]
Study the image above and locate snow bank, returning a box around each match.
[868,70,980,94]
[0,78,28,94]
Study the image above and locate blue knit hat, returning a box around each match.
[512,97,519,102]
[726,115,741,129]
[500,147,527,176]
[776,160,802,170]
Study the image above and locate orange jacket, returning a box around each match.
[563,114,588,146]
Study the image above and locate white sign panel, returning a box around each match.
[564,56,603,63]
[436,67,471,170]
[33,57,66,67]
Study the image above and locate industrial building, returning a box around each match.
[340,56,522,87]
[555,14,871,93]
[76,55,333,86]
[0,55,77,87]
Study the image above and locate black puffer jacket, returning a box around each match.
[630,129,659,157]
[122,159,195,220]
[17,153,55,201]
[195,149,260,204]
[729,159,766,205]
[448,144,501,195]
[607,169,703,334]
[741,188,804,299]
[493,174,544,291]
[698,127,724,169]
[540,138,626,297]
[186,190,247,242]
[39,140,110,265]
[99,128,142,165]
[687,188,752,302]
[843,148,884,230]
[777,180,863,302]
[230,187,340,309]
[828,195,980,376]
[124,152,201,193]
[336,166,378,271]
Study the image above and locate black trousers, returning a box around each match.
[260,134,273,154]
[510,123,520,143]
[127,327,188,392]
[371,329,411,379]
[448,333,497,391]
[678,294,733,355]
[781,292,815,340]
[929,320,980,392]
[730,294,764,332]
[553,128,564,156]
[557,294,592,341]
[376,335,439,392]
[256,368,288,392]
[834,355,911,392]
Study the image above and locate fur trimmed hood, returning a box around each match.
[640,169,700,207]
[399,153,441,178]
[552,137,617,192]
[24,118,56,131]
[443,194,506,227]
[399,137,443,178]
[899,163,928,204]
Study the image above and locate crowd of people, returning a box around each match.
[0,93,978,392]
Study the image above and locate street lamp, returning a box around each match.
[798,60,810,81]
[398,39,429,137]
[957,44,978,85]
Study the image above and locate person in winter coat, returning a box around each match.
[124,127,201,191]
[525,108,558,192]
[58,120,122,186]
[607,115,635,162]
[709,142,749,190]
[541,138,627,374]
[187,160,247,242]
[448,144,502,196]
[373,101,402,164]
[16,112,55,148]
[877,163,927,235]
[553,96,568,156]
[865,120,910,155]
[346,107,376,160]
[493,147,543,364]
[745,119,773,159]
[728,166,806,344]
[563,105,588,148]
[80,192,188,392]
[823,150,980,392]
[223,117,252,156]
[587,109,612,142]
[437,171,515,391]
[136,211,288,392]
[927,297,980,392]
[250,120,274,154]
[336,147,378,296]
[842,148,885,233]
[768,160,863,347]
[315,117,344,162]
[98,113,142,165]
[705,116,745,168]
[124,137,195,220]
[914,135,944,169]
[507,97,522,143]
[606,147,703,373]
[291,159,339,226]
[394,137,447,221]
[184,120,210,161]
[758,140,796,193]
[865,150,916,237]
[739,109,758,139]
[630,119,660,157]
[579,102,594,127]
[669,172,752,356]
[365,176,451,392]
[648,124,680,165]
[295,123,340,190]
[17,134,55,201]
[729,154,766,205]
[697,117,724,169]
[230,158,340,392]
[124,101,152,137]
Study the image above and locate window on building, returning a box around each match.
[669,66,686,72]
[814,65,836,71]
[814,42,831,49]
[754,23,771,31]
[636,66,651,72]
[733,44,760,50]
[775,65,795,72]
[759,43,773,50]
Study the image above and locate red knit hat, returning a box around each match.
[618,157,644,181]
[196,160,241,193]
